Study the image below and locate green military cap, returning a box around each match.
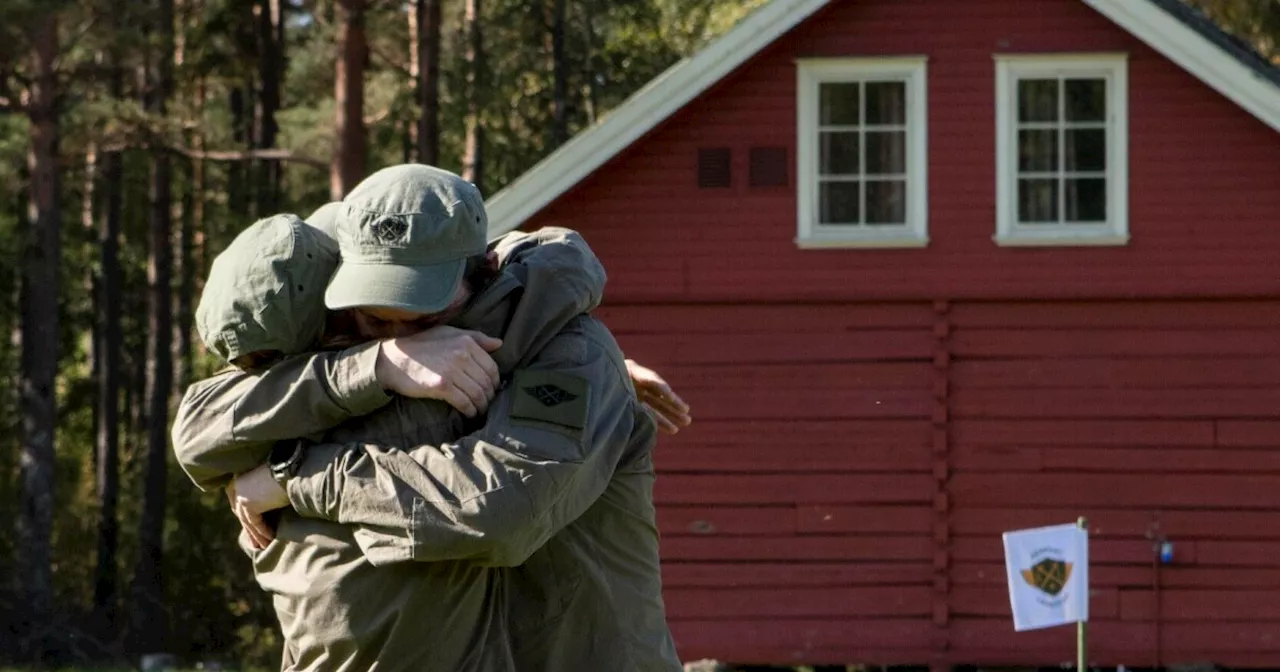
[196,213,339,364]
[304,201,343,250]
[325,164,488,314]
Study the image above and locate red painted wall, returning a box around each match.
[596,298,1280,668]
[518,0,1280,667]
[523,0,1280,303]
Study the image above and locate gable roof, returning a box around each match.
[1137,0,1280,89]
[484,0,1280,237]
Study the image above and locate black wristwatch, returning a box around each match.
[268,439,307,485]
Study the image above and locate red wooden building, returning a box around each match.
[485,0,1280,668]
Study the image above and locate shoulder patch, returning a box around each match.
[511,369,590,430]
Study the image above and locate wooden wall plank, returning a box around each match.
[795,505,934,534]
[952,358,1280,388]
[951,508,1280,540]
[952,388,1280,419]
[952,446,1280,474]
[949,473,1280,508]
[618,332,934,365]
[594,304,937,333]
[655,419,933,448]
[661,562,932,588]
[670,618,935,657]
[949,301,1280,329]
[658,506,797,536]
[655,474,934,504]
[658,445,932,474]
[654,387,931,420]
[951,419,1216,446]
[662,536,932,561]
[664,586,933,619]
[1217,420,1280,447]
[950,330,1280,358]
[1120,589,1280,621]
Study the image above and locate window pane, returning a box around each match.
[865,81,906,125]
[1066,178,1107,222]
[1018,79,1058,122]
[820,82,860,125]
[865,131,906,174]
[1018,130,1058,172]
[1065,79,1106,122]
[866,180,907,225]
[820,181,861,224]
[819,132,860,175]
[1018,178,1059,222]
[1065,129,1106,171]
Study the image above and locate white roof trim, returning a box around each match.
[1082,0,1280,134]
[485,0,1280,237]
[483,0,832,236]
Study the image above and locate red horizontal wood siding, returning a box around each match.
[513,0,1280,667]
[948,299,1280,669]
[634,300,940,665]
[520,0,1280,303]
[626,297,1280,668]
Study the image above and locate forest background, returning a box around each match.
[0,0,1275,667]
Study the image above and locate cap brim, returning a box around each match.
[324,258,466,313]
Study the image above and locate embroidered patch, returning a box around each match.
[369,216,409,244]
[511,369,589,430]
[524,384,579,407]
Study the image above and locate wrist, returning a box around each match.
[375,339,401,393]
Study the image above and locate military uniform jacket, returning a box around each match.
[171,228,681,672]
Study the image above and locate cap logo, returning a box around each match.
[369,216,409,244]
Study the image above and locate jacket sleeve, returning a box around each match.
[171,341,392,492]
[285,317,652,567]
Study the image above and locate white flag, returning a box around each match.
[1002,523,1088,631]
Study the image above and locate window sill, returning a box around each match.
[994,232,1130,247]
[795,234,929,249]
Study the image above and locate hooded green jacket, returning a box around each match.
[171,228,681,671]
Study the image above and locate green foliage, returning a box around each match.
[1,0,1271,666]
[1,0,768,666]
[1186,0,1280,60]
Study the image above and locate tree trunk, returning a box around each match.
[193,79,207,296]
[332,0,367,199]
[93,44,126,635]
[173,154,193,397]
[94,137,123,638]
[546,0,567,148]
[580,2,597,125]
[256,0,283,213]
[84,146,98,429]
[173,0,194,396]
[415,0,441,165]
[407,5,418,163]
[228,87,248,222]
[462,0,484,190]
[131,0,175,654]
[16,9,60,654]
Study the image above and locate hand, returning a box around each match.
[626,359,691,435]
[226,463,290,550]
[376,325,503,417]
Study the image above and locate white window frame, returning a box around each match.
[994,54,1129,246]
[795,56,929,248]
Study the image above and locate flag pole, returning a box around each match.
[1077,516,1088,672]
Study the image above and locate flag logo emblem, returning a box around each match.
[1003,523,1088,631]
[1021,558,1074,596]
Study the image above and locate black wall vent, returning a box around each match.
[749,146,788,187]
[697,147,732,188]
